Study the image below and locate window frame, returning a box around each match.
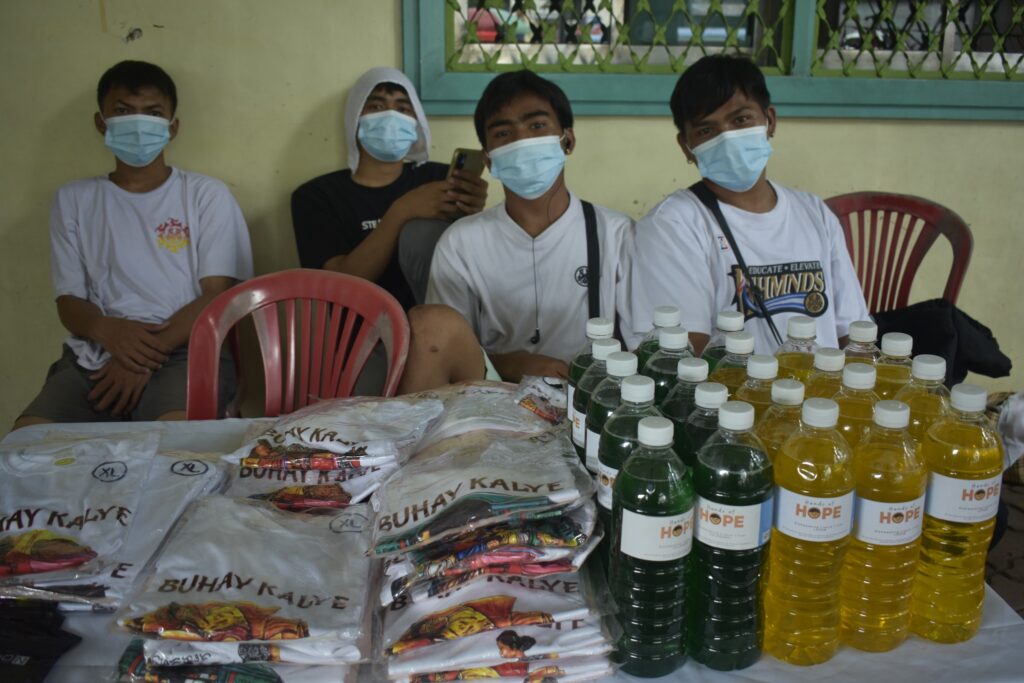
[403,0,1024,120]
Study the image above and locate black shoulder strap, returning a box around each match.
[581,200,600,319]
[688,181,784,347]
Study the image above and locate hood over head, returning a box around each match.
[344,67,431,169]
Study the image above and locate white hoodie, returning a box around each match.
[344,67,431,170]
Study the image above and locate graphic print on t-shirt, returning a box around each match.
[155,218,191,254]
[729,261,829,320]
[573,266,588,288]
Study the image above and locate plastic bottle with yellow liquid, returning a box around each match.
[911,383,1004,644]
[875,332,913,400]
[833,363,880,451]
[753,379,805,463]
[734,355,778,421]
[840,400,926,652]
[805,348,845,399]
[894,354,950,444]
[775,315,818,383]
[709,331,755,395]
[844,320,881,365]
[701,310,745,372]
[764,398,854,666]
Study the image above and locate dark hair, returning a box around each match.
[371,81,409,97]
[473,70,573,146]
[97,61,178,114]
[669,55,770,133]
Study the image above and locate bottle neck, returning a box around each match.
[782,337,816,352]
[949,406,985,424]
[879,353,911,364]
[694,405,720,416]
[911,377,943,389]
[839,385,875,397]
[622,398,655,410]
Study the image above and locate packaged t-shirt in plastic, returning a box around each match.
[227,396,444,469]
[400,656,613,683]
[118,496,373,666]
[0,432,159,586]
[370,431,593,556]
[225,462,397,513]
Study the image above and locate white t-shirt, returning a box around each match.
[627,182,869,353]
[426,194,633,364]
[50,168,254,370]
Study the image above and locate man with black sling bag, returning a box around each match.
[627,55,869,356]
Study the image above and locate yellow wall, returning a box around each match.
[1,0,1020,428]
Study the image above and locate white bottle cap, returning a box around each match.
[638,416,674,447]
[586,317,614,340]
[725,331,755,354]
[677,357,709,382]
[606,351,639,378]
[653,305,681,328]
[881,332,913,358]
[842,363,876,390]
[813,348,845,372]
[874,400,910,428]
[950,383,987,412]
[658,326,689,351]
[592,338,621,361]
[771,379,805,405]
[695,382,729,409]
[849,320,878,343]
[717,310,745,332]
[803,398,839,428]
[787,315,817,340]
[746,355,778,380]
[719,401,755,431]
[911,354,946,381]
[622,375,655,403]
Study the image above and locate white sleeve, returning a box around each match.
[194,178,254,282]
[823,203,871,336]
[426,233,480,336]
[49,189,88,300]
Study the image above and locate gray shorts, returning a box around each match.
[20,345,236,423]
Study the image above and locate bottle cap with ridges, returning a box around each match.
[803,398,839,428]
[719,401,755,430]
[911,354,946,381]
[606,351,638,378]
[586,317,614,340]
[746,355,778,380]
[717,310,744,332]
[638,416,674,447]
[653,305,681,328]
[842,363,876,389]
[881,332,913,357]
[695,382,729,409]
[677,357,709,382]
[951,383,986,412]
[592,338,621,361]
[771,379,805,405]
[658,326,689,351]
[874,400,910,428]
[849,320,878,343]
[813,348,845,372]
[622,375,655,403]
[725,331,755,354]
[787,315,817,340]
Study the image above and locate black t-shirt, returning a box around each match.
[291,162,448,310]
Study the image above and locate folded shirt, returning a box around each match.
[225,462,396,513]
[397,656,613,683]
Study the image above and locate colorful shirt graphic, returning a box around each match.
[730,261,829,320]
[155,217,191,253]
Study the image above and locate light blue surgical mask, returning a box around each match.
[357,110,419,162]
[103,114,172,167]
[487,135,567,200]
[690,125,772,192]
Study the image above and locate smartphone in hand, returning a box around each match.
[447,148,485,178]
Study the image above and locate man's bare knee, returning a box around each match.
[407,304,473,348]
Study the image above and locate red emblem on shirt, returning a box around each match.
[155,218,191,254]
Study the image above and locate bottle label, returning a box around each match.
[774,487,854,542]
[854,495,925,545]
[596,461,617,510]
[925,472,1001,523]
[566,385,577,435]
[585,428,600,473]
[695,496,773,550]
[571,407,585,448]
[620,508,694,562]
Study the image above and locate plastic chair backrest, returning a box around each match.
[187,269,410,419]
[825,191,973,314]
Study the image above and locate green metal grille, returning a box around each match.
[813,1,1024,79]
[446,0,794,74]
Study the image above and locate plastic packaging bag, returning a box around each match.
[0,432,159,585]
[514,375,568,425]
[370,431,595,557]
[225,462,397,512]
[397,656,613,683]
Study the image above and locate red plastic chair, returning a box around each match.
[187,269,410,419]
[826,192,973,314]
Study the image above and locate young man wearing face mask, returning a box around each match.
[427,71,634,382]
[15,61,253,429]
[627,55,868,355]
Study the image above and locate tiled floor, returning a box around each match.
[985,481,1024,616]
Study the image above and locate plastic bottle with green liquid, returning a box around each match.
[566,317,614,441]
[636,305,683,369]
[764,398,854,666]
[610,416,694,678]
[734,354,778,421]
[833,363,880,451]
[679,382,729,468]
[874,332,913,400]
[688,401,773,670]
[642,326,693,404]
[844,320,881,365]
[911,383,1004,644]
[840,400,926,652]
[805,348,845,399]
[894,354,950,445]
[570,338,620,465]
[584,351,638,474]
[709,331,755,395]
[753,379,805,464]
[775,315,818,384]
[701,310,745,372]
[660,358,709,458]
